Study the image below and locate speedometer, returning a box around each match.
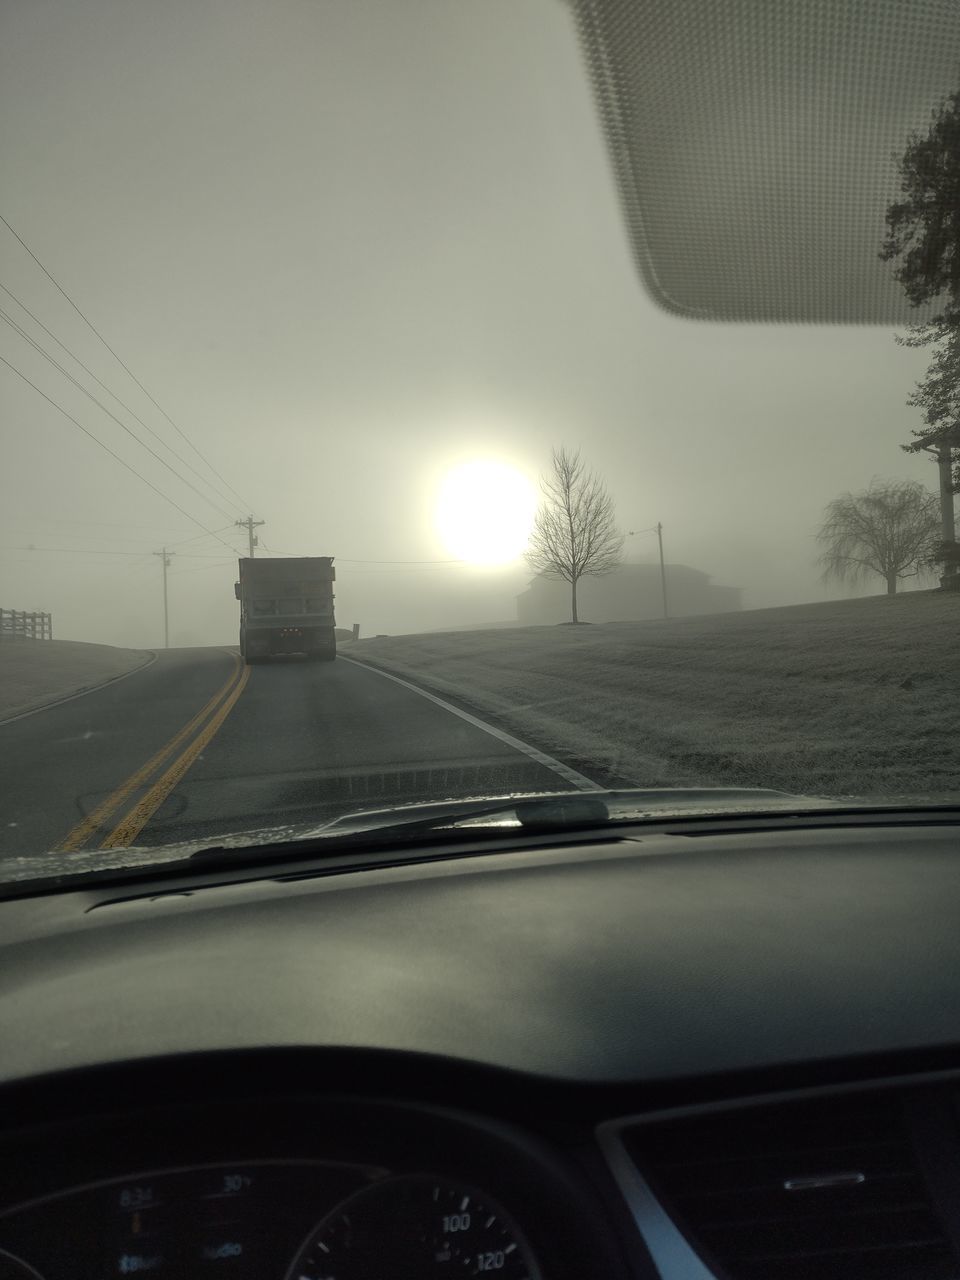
[287,1174,541,1279]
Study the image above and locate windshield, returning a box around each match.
[1,0,958,875]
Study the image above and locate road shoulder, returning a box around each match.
[0,640,156,724]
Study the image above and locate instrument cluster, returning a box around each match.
[0,1160,542,1280]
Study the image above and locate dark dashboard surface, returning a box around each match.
[4,818,960,1280]
[0,1095,626,1280]
[2,822,960,1089]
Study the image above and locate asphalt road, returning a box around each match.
[0,648,584,857]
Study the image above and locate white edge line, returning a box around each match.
[339,656,601,792]
[0,651,159,727]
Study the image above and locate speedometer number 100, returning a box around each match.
[286,1174,539,1279]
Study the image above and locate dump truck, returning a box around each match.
[235,557,336,662]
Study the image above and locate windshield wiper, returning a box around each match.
[188,790,616,860]
[184,786,812,863]
[9,790,958,902]
[0,787,830,898]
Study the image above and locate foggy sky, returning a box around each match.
[0,0,940,648]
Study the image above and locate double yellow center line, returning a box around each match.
[59,652,250,852]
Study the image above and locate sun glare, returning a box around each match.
[435,461,538,565]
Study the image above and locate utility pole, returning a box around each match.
[930,442,958,589]
[628,523,669,620]
[236,515,264,558]
[656,521,668,620]
[153,548,174,648]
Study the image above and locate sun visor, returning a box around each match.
[571,0,960,322]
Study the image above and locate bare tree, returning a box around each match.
[816,480,940,596]
[525,447,623,622]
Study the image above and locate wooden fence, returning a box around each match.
[0,609,53,640]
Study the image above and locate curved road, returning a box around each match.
[0,648,586,858]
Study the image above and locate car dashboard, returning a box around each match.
[2,814,960,1280]
[0,1090,621,1280]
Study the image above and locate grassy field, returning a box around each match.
[346,592,960,801]
[0,640,151,721]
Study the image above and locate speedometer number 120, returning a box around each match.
[287,1175,539,1279]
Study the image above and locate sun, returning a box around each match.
[435,460,538,565]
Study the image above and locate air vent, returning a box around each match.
[624,1096,958,1280]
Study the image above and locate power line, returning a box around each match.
[5,518,197,532]
[338,557,467,564]
[1,524,238,550]
[0,280,248,519]
[0,546,156,557]
[4,529,183,546]
[167,525,237,549]
[261,548,467,564]
[0,211,254,512]
[0,546,235,558]
[118,555,159,579]
[0,353,238,550]
[175,559,235,575]
[1,306,240,525]
[1,525,238,563]
[331,565,476,574]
